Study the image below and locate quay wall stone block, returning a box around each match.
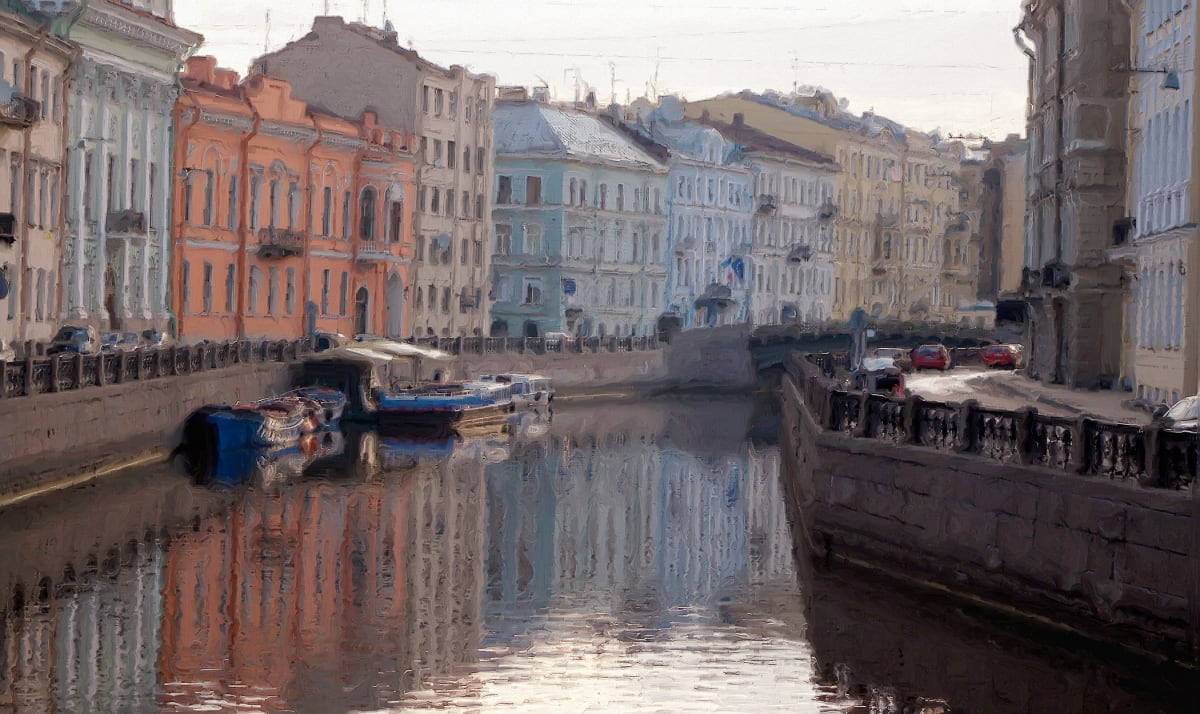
[779,372,1198,657]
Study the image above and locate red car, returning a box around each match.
[981,344,1024,369]
[910,344,951,371]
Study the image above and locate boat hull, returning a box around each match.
[377,401,514,437]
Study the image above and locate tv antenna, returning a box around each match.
[609,62,617,106]
[264,9,271,53]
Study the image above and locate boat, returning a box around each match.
[295,386,348,426]
[475,373,554,407]
[183,401,305,453]
[376,381,515,436]
[295,344,457,422]
[235,398,309,442]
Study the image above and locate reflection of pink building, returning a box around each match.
[157,480,412,710]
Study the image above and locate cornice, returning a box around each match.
[259,121,317,143]
[80,4,201,59]
[198,111,255,134]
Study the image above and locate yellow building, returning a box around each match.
[685,92,980,325]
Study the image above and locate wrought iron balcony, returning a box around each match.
[756,194,778,215]
[459,287,478,309]
[106,210,146,235]
[818,201,838,221]
[356,240,391,262]
[257,228,305,258]
[0,94,39,129]
[787,243,813,262]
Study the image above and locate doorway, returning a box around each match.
[354,286,369,336]
[385,272,403,337]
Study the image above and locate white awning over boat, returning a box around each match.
[355,340,455,362]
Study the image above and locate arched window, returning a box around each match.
[360,186,377,240]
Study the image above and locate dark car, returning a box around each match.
[47,325,100,356]
[981,344,1024,369]
[910,344,951,371]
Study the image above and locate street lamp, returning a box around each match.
[1130,67,1181,91]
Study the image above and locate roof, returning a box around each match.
[695,116,836,167]
[493,101,668,171]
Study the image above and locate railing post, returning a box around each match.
[1072,414,1093,475]
[1014,406,1038,465]
[74,352,84,389]
[0,360,6,399]
[24,354,35,395]
[135,348,145,380]
[853,390,870,438]
[97,353,107,387]
[903,393,924,445]
[1142,425,1162,488]
[169,346,179,375]
[955,399,979,453]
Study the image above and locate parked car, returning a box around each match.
[101,332,141,353]
[47,325,100,356]
[910,344,951,371]
[1157,396,1200,430]
[854,357,906,396]
[314,331,349,352]
[981,344,1024,369]
[140,330,170,349]
[871,347,913,372]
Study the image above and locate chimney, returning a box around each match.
[185,55,218,84]
[732,112,744,128]
[213,68,240,90]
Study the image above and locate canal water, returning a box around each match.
[0,395,1191,713]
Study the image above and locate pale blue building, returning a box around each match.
[489,96,668,338]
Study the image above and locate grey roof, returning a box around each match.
[494,101,666,170]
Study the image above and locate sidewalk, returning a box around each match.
[905,368,1149,424]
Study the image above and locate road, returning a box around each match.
[905,367,1150,423]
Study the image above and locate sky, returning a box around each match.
[174,0,1029,139]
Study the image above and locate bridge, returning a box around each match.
[747,323,999,373]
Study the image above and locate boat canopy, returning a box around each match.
[305,346,395,368]
[356,340,455,362]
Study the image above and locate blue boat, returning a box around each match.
[377,381,515,436]
[186,404,306,452]
[294,386,348,427]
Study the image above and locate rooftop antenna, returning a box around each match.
[383,0,389,25]
[650,48,661,101]
[362,0,368,22]
[264,9,271,53]
[791,51,800,94]
[324,0,330,14]
[609,62,617,106]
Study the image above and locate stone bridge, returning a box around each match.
[748,324,998,373]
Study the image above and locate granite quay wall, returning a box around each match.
[782,352,1200,660]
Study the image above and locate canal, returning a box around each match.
[0,395,1192,713]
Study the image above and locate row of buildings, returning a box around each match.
[1017,0,1200,405]
[1,3,1022,350]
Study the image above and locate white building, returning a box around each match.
[58,0,201,335]
[700,116,838,326]
[1118,0,1198,405]
[626,98,755,329]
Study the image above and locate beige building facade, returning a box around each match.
[685,93,980,326]
[0,11,73,354]
[253,17,496,338]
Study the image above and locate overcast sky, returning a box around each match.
[175,0,1028,139]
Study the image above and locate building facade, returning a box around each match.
[978,135,1030,302]
[1114,0,1198,405]
[171,57,415,342]
[52,0,202,336]
[252,17,495,338]
[0,8,72,353]
[489,97,668,338]
[1018,0,1131,387]
[626,101,756,329]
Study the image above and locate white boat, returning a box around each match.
[475,373,554,407]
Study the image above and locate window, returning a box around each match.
[37,171,46,228]
[148,162,157,228]
[181,261,189,314]
[431,187,440,215]
[495,224,512,255]
[225,264,235,313]
[321,186,332,235]
[415,235,425,261]
[249,175,261,230]
[461,190,470,218]
[617,184,624,211]
[202,170,214,225]
[389,199,403,243]
[497,176,512,204]
[248,266,260,314]
[634,188,641,212]
[461,238,468,265]
[287,181,299,229]
[447,141,457,169]
[34,269,44,321]
[448,90,457,118]
[526,176,542,205]
[422,85,430,113]
[477,148,485,174]
[475,194,483,219]
[339,272,348,316]
[474,239,482,264]
[434,88,444,115]
[569,178,577,205]
[416,286,424,309]
[182,173,193,224]
[466,97,473,123]
[446,190,455,217]
[523,277,543,305]
[428,283,436,311]
[321,269,330,314]
[600,184,608,209]
[226,176,238,230]
[129,158,139,211]
[525,224,543,254]
[201,262,212,314]
[267,266,278,315]
[463,146,471,173]
[52,77,60,121]
[360,186,377,239]
[442,286,451,313]
[268,178,280,228]
[342,191,351,240]
[432,139,442,166]
[285,267,295,315]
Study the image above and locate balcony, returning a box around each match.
[459,287,478,309]
[1041,262,1071,290]
[871,258,890,274]
[875,212,899,228]
[0,94,39,129]
[818,201,838,221]
[257,228,304,258]
[106,210,146,235]
[0,213,14,244]
[757,194,778,215]
[356,240,391,262]
[1112,216,1135,247]
[787,243,813,262]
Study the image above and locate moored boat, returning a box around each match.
[377,381,515,436]
[475,373,554,407]
[296,386,348,426]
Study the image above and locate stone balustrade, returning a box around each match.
[792,352,1196,491]
[0,339,310,400]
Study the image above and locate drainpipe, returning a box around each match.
[300,116,321,339]
[236,112,262,340]
[55,4,86,334]
[172,90,202,339]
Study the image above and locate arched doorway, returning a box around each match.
[354,286,369,336]
[489,319,508,337]
[385,272,404,338]
[104,264,119,330]
[523,320,540,338]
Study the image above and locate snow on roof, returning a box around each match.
[494,102,667,170]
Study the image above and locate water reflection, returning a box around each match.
[0,396,1191,713]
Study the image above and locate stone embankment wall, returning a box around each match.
[781,354,1199,659]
